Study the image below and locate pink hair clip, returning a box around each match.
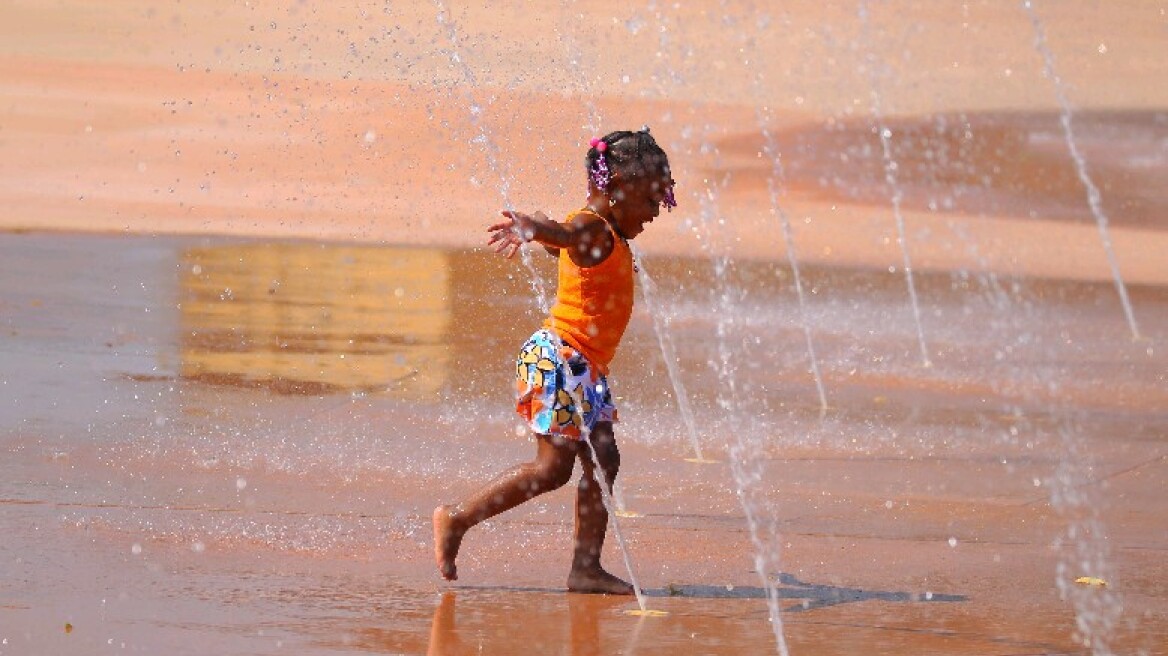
[589,137,607,152]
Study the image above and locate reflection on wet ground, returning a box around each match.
[2,233,1166,654]
[346,586,1054,656]
[77,233,1167,428]
[179,243,453,396]
[718,110,1168,229]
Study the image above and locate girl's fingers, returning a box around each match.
[488,210,535,257]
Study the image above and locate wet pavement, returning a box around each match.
[2,232,1166,654]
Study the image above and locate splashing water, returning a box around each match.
[753,95,829,414]
[1022,3,1130,652]
[690,128,791,656]
[434,0,551,312]
[580,431,650,613]
[1049,422,1122,655]
[555,3,707,463]
[1022,0,1140,341]
[631,247,707,461]
[434,3,650,609]
[859,0,932,368]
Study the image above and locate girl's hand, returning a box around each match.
[487,210,547,258]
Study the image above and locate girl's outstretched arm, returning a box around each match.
[487,210,613,267]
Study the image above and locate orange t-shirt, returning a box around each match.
[542,210,635,374]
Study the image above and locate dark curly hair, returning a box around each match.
[585,128,671,189]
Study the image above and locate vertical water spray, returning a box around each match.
[555,0,603,136]
[579,431,650,613]
[433,4,652,609]
[652,7,790,652]
[1022,0,1140,341]
[433,1,551,312]
[434,1,659,611]
[713,241,792,656]
[631,247,708,462]
[757,126,829,413]
[1022,3,1128,652]
[1049,423,1122,655]
[694,123,791,656]
[553,1,707,465]
[858,0,932,367]
[739,12,830,414]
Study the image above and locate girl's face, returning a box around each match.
[609,167,674,239]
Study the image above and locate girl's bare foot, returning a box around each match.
[432,505,462,581]
[566,567,634,595]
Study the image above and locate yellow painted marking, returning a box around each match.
[625,609,669,617]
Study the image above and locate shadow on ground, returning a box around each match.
[459,572,967,613]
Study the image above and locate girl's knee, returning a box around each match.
[532,446,576,490]
[542,460,575,489]
[589,433,620,474]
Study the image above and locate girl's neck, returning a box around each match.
[584,205,629,241]
[584,196,610,220]
[584,195,630,240]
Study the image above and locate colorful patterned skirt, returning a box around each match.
[514,329,617,439]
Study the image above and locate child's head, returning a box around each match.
[587,127,676,238]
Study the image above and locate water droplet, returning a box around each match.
[948,537,957,548]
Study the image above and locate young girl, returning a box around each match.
[433,128,676,594]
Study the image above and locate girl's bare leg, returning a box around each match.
[434,434,577,581]
[567,422,634,595]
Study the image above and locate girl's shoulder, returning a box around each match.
[564,207,613,241]
[563,207,617,268]
[565,207,606,225]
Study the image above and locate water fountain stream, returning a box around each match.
[1020,2,1132,652]
[5,3,1167,654]
[434,0,655,613]
[1022,0,1141,342]
[433,0,552,313]
[858,0,932,368]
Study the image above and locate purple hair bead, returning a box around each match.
[663,184,677,211]
[588,137,611,190]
